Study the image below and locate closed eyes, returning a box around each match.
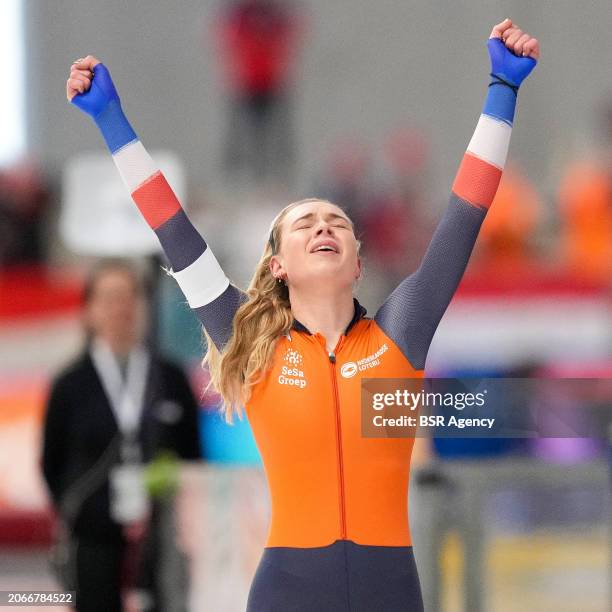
[290,211,352,231]
[294,222,350,231]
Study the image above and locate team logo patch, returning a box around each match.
[284,348,303,366]
[341,362,358,378]
[279,347,307,388]
[341,344,389,377]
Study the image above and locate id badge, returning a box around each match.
[109,463,149,524]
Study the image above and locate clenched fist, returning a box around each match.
[488,19,539,87]
[66,55,98,101]
[66,55,136,152]
[67,55,123,119]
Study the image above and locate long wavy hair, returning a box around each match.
[203,198,357,423]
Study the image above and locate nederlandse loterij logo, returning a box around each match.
[341,343,389,378]
[341,362,358,378]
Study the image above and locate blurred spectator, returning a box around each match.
[558,163,612,281]
[214,0,305,184]
[557,101,612,282]
[41,259,201,612]
[360,128,431,294]
[384,126,430,205]
[316,136,372,232]
[0,157,49,267]
[559,100,612,281]
[471,163,543,275]
[316,129,433,303]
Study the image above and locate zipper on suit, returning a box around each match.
[328,348,347,540]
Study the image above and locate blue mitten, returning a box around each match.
[70,64,136,153]
[484,38,537,124]
[487,37,537,88]
[70,64,120,118]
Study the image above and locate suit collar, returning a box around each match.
[291,297,367,336]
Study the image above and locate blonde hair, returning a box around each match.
[203,198,356,423]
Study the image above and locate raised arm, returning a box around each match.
[67,56,245,350]
[375,20,539,369]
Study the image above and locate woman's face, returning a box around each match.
[271,200,361,290]
[85,268,146,353]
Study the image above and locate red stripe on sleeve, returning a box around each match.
[131,171,181,229]
[451,153,502,210]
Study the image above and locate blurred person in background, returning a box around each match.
[214,0,305,184]
[0,158,49,267]
[471,163,543,276]
[316,136,372,234]
[41,259,202,612]
[557,99,612,283]
[66,17,538,611]
[360,128,432,296]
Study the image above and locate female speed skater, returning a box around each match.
[66,18,539,611]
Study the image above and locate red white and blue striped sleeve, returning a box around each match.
[96,105,244,350]
[451,85,514,210]
[375,85,517,370]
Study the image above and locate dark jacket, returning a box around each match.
[41,351,202,542]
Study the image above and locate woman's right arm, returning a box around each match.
[67,56,245,350]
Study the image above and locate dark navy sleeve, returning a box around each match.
[374,195,486,369]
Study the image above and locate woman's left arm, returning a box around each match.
[375,19,539,370]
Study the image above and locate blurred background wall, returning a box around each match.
[25,0,612,200]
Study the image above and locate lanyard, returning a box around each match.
[90,339,149,462]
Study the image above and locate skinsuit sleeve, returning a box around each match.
[374,36,537,369]
[70,64,246,351]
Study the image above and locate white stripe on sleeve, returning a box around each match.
[169,247,230,308]
[112,140,159,193]
[466,114,512,170]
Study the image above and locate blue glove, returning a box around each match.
[70,64,121,118]
[70,63,136,153]
[487,37,537,88]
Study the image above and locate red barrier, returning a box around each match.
[0,265,82,321]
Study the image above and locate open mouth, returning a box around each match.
[310,241,339,254]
